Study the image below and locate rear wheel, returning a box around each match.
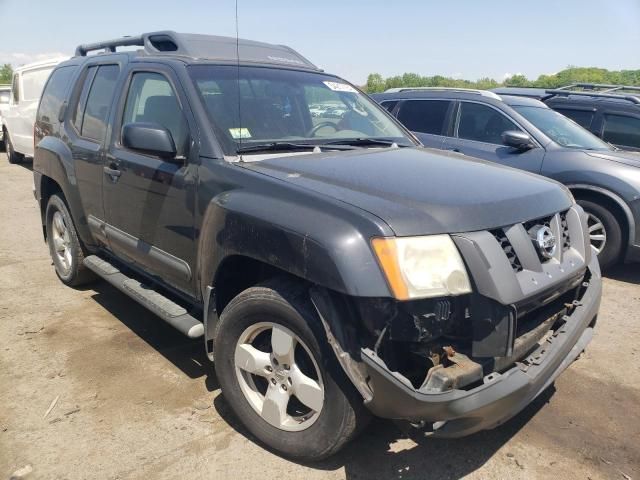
[577,199,623,270]
[45,194,94,286]
[5,131,24,164]
[214,279,367,460]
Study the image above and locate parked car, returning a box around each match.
[493,84,640,152]
[34,32,601,460]
[2,57,68,163]
[0,84,10,149]
[372,87,640,269]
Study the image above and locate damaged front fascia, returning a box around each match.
[309,287,373,402]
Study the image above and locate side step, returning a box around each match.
[84,255,204,338]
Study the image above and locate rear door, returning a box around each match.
[101,65,197,295]
[394,99,454,148]
[11,67,55,156]
[444,100,545,173]
[67,63,122,234]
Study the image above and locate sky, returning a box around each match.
[0,0,638,85]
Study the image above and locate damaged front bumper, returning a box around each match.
[360,255,602,438]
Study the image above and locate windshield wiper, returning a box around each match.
[236,142,355,154]
[321,138,409,148]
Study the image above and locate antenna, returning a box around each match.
[235,0,243,154]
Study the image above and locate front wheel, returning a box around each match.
[214,279,367,460]
[577,199,623,270]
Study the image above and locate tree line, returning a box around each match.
[0,64,12,84]
[364,66,640,93]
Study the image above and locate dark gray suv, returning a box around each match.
[372,88,640,269]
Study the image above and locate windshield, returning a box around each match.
[188,65,414,154]
[514,105,611,151]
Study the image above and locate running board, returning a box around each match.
[83,255,204,338]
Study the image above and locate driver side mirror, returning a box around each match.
[122,122,177,159]
[502,130,534,151]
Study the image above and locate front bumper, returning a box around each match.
[360,255,602,438]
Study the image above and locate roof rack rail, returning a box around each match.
[75,35,145,56]
[73,31,320,71]
[546,83,640,104]
[384,87,501,100]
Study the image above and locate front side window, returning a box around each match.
[188,65,413,154]
[457,102,521,144]
[514,105,610,150]
[380,100,398,113]
[21,67,54,102]
[602,114,640,149]
[397,100,451,135]
[122,72,188,156]
[0,90,9,105]
[553,108,594,130]
[80,65,120,141]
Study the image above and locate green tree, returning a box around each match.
[365,73,386,93]
[0,64,13,84]
[504,74,529,87]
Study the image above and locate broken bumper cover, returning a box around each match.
[360,255,602,438]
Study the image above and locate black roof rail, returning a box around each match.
[74,31,321,71]
[75,35,144,56]
[546,83,640,105]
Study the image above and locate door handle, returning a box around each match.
[103,166,121,182]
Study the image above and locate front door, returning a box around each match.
[444,101,545,174]
[102,66,197,295]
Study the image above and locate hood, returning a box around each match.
[585,150,640,168]
[240,147,573,236]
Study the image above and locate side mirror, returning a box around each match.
[502,130,534,151]
[122,122,176,159]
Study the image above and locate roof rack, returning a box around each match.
[74,31,320,71]
[384,87,501,100]
[546,83,640,104]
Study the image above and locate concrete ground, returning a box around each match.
[1,158,639,480]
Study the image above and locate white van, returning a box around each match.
[2,57,68,163]
[0,84,10,148]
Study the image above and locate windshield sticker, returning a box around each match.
[323,81,358,93]
[229,128,252,139]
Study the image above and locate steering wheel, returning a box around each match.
[307,122,339,137]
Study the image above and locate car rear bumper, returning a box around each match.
[360,255,601,438]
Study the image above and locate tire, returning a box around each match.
[5,131,24,164]
[577,199,623,270]
[214,278,367,461]
[45,194,95,287]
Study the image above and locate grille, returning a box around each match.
[523,214,553,233]
[560,212,571,251]
[491,229,523,272]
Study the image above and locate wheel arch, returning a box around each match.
[568,184,633,252]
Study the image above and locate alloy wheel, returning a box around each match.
[51,211,72,273]
[587,212,607,254]
[234,322,324,432]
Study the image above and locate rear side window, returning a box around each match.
[21,67,54,101]
[122,72,188,156]
[380,100,398,113]
[77,65,120,142]
[38,66,77,125]
[457,102,520,144]
[554,108,594,129]
[602,114,640,149]
[397,100,451,135]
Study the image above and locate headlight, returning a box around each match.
[371,235,472,300]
